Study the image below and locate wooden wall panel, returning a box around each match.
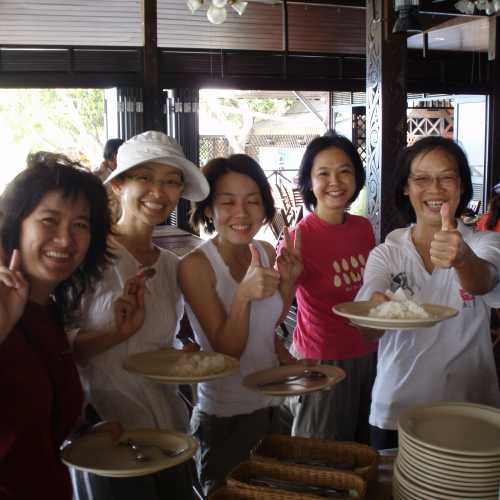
[0,0,142,46]
[157,0,283,51]
[288,5,365,54]
[157,0,365,55]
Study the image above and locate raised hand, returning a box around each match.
[113,272,146,341]
[276,227,303,286]
[239,244,281,301]
[430,202,468,269]
[0,250,29,345]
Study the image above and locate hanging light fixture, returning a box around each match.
[186,0,248,24]
[186,0,203,13]
[393,0,422,33]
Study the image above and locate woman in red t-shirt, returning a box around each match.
[281,133,377,444]
[0,153,120,500]
[477,190,500,233]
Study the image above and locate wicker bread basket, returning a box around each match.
[207,484,322,500]
[252,434,379,481]
[228,458,367,499]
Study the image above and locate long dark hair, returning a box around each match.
[0,152,113,324]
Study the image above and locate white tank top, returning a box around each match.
[186,239,282,417]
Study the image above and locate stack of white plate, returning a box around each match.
[393,403,500,500]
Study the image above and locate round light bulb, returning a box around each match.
[207,5,227,24]
[212,0,228,7]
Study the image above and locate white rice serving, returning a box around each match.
[369,299,430,319]
[169,353,226,376]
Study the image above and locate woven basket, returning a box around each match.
[207,484,321,500]
[252,434,379,481]
[228,458,367,499]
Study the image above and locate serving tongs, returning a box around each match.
[257,369,327,388]
[247,475,352,498]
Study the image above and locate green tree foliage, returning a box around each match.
[0,89,105,173]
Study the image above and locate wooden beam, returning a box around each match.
[143,0,161,131]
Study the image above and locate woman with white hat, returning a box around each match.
[70,131,209,500]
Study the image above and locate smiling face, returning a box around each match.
[310,146,356,221]
[19,190,91,303]
[113,161,184,227]
[207,171,265,245]
[405,147,462,229]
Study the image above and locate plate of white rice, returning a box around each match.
[123,348,239,383]
[333,300,458,330]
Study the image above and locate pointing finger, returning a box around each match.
[293,227,301,256]
[9,249,21,272]
[284,227,292,251]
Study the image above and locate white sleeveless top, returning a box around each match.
[75,240,188,432]
[186,239,283,417]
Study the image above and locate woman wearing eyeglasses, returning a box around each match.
[70,131,209,500]
[356,137,500,450]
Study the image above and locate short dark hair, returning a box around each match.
[190,154,275,234]
[0,151,113,324]
[297,133,366,211]
[394,136,473,223]
[103,138,124,161]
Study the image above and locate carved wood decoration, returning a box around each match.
[366,0,408,242]
[486,16,500,199]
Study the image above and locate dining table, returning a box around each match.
[153,224,203,257]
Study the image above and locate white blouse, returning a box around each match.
[75,240,188,432]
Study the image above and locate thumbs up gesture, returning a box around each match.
[0,249,30,344]
[430,202,468,269]
[239,243,281,301]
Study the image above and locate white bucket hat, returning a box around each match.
[104,130,209,202]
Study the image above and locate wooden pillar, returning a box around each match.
[365,0,408,241]
[486,16,500,199]
[143,0,162,131]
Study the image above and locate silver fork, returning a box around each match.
[136,442,188,458]
[122,439,150,462]
[257,369,326,388]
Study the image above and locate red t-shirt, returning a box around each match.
[477,213,500,232]
[0,301,83,500]
[283,212,377,360]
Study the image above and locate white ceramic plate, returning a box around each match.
[332,301,458,330]
[61,429,197,478]
[398,446,500,484]
[397,453,500,492]
[242,364,345,397]
[399,403,500,456]
[394,460,498,499]
[398,440,500,476]
[123,348,239,384]
[399,434,500,467]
